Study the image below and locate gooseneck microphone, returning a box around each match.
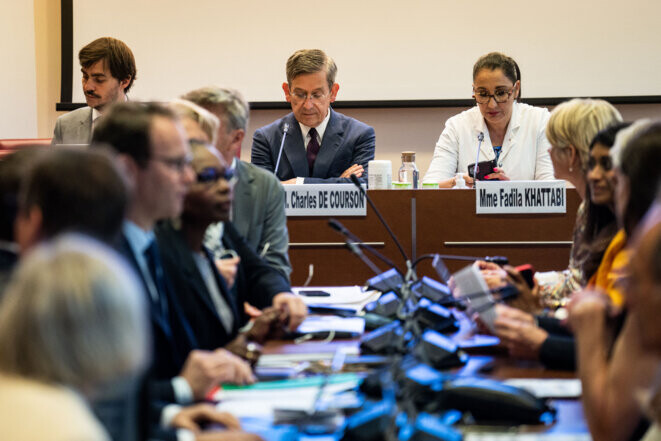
[349,174,411,271]
[473,131,484,179]
[412,253,508,269]
[328,218,401,274]
[274,123,289,177]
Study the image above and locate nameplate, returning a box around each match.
[475,180,566,214]
[285,184,367,216]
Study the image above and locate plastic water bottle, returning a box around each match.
[398,151,419,189]
[453,172,467,189]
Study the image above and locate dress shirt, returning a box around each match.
[122,221,159,303]
[122,221,194,405]
[192,251,234,333]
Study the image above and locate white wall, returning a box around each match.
[0,0,38,138]
[71,0,661,103]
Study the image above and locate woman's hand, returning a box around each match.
[485,167,510,181]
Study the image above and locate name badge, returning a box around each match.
[285,184,367,216]
[475,180,566,214]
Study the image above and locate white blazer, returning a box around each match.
[423,102,555,182]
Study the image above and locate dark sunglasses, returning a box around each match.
[196,166,235,184]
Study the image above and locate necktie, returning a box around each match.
[144,240,171,336]
[306,128,320,174]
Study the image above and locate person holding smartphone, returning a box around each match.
[423,52,554,187]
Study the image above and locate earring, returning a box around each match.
[569,166,573,172]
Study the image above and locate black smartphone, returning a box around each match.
[515,264,536,289]
[467,159,497,181]
[297,289,331,297]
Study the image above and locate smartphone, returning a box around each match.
[297,289,331,297]
[467,159,497,181]
[515,264,536,289]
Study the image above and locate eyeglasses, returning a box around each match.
[196,166,236,186]
[587,155,613,172]
[473,87,515,104]
[151,154,192,173]
[290,90,329,103]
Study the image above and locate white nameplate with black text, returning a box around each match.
[475,180,566,214]
[285,184,367,216]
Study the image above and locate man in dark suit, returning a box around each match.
[52,37,136,145]
[251,49,375,184]
[0,148,46,295]
[182,87,291,280]
[92,103,258,441]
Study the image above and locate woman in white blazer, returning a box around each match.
[423,52,554,186]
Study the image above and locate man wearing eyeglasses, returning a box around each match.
[92,102,260,441]
[251,49,375,184]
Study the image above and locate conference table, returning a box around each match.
[286,188,580,286]
[258,332,588,437]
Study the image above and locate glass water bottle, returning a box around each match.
[398,151,419,189]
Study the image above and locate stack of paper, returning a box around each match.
[214,374,361,418]
[293,286,381,312]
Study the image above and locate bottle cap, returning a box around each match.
[401,151,416,162]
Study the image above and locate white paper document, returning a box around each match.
[502,378,582,398]
[214,374,361,418]
[296,316,365,336]
[465,435,590,441]
[293,286,381,312]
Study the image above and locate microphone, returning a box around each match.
[473,131,484,179]
[328,219,400,272]
[349,174,411,271]
[274,123,289,178]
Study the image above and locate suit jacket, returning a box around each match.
[232,160,291,279]
[251,108,375,183]
[0,246,18,296]
[116,234,197,379]
[52,106,93,145]
[156,220,291,351]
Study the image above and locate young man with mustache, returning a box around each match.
[52,37,136,145]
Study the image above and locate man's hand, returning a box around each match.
[282,178,298,185]
[171,403,241,433]
[197,432,265,441]
[180,349,256,400]
[273,292,308,331]
[215,257,240,289]
[340,164,364,178]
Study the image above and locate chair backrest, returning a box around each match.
[0,139,51,159]
[0,138,52,150]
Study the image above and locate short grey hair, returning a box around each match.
[182,87,250,133]
[170,98,220,145]
[0,234,150,392]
